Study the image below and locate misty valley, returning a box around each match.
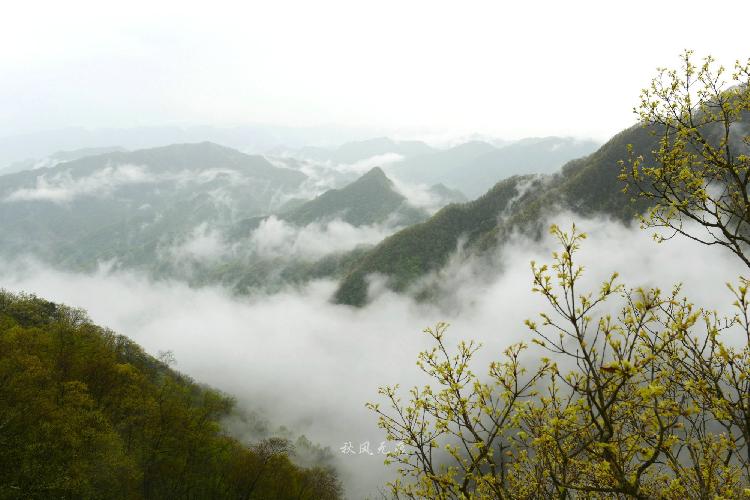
[1,131,617,497]
[2,6,750,498]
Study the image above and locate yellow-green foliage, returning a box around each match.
[621,50,750,266]
[370,225,750,498]
[371,52,750,499]
[0,292,342,500]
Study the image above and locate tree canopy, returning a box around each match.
[0,291,342,499]
[622,50,750,267]
[370,52,750,499]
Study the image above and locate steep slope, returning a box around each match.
[0,290,342,499]
[334,174,547,306]
[458,137,600,197]
[334,126,657,306]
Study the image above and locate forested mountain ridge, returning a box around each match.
[0,142,307,264]
[0,290,342,499]
[0,132,642,304]
[0,136,599,294]
[336,113,749,307]
[333,124,660,306]
[0,141,320,293]
[1,141,305,187]
[333,174,548,306]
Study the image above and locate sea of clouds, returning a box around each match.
[1,212,745,497]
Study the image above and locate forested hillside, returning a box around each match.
[333,124,660,305]
[333,174,547,305]
[0,290,342,499]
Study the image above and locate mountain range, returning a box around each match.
[0,131,619,299]
[0,124,387,168]
[333,125,657,305]
[386,136,600,197]
[293,136,437,164]
[0,142,305,265]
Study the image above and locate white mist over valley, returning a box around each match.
[2,1,750,498]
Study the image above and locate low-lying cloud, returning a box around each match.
[341,153,404,175]
[269,153,409,204]
[155,216,403,276]
[248,216,400,261]
[388,177,448,214]
[0,214,746,497]
[4,164,155,203]
[166,222,231,262]
[2,163,277,206]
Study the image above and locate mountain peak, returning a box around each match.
[332,166,394,197]
[358,165,389,181]
[363,165,385,175]
[281,166,426,227]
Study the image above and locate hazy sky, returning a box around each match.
[2,0,748,141]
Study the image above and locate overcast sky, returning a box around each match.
[1,0,748,141]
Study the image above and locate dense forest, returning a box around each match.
[0,290,342,499]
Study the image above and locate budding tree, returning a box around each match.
[371,53,750,499]
[622,50,750,267]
